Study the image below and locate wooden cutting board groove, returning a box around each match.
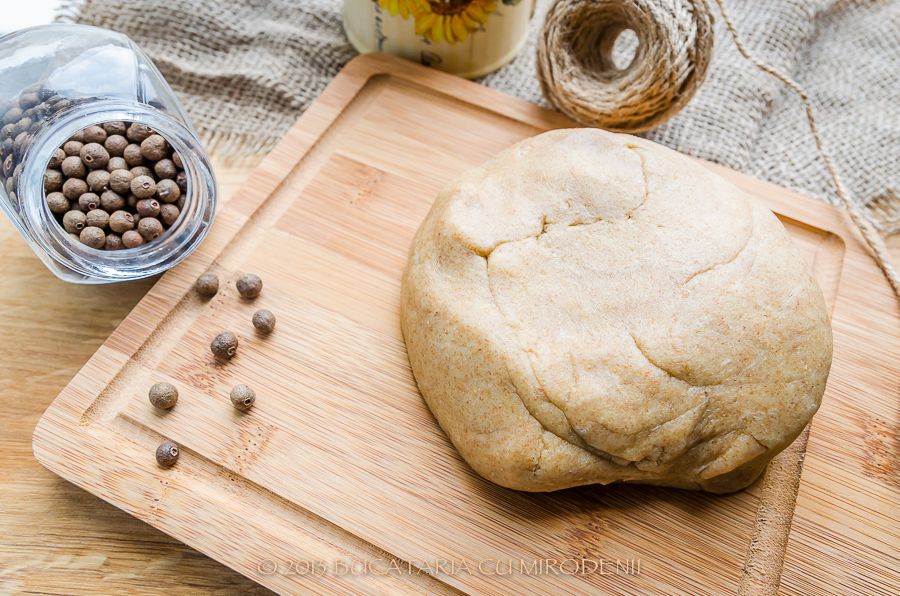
[33,54,900,596]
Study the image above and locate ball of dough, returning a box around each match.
[400,129,832,494]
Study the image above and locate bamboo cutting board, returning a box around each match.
[33,54,900,596]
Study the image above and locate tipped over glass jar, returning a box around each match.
[0,24,216,284]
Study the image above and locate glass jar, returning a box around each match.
[0,24,216,284]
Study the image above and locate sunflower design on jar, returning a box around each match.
[378,0,498,44]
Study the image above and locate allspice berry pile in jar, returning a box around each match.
[44,122,188,250]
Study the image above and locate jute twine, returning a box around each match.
[537,0,900,301]
[711,0,900,301]
[536,0,714,133]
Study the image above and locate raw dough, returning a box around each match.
[400,129,832,493]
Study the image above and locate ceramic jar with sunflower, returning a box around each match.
[344,0,536,79]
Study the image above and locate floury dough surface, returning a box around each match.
[400,129,832,493]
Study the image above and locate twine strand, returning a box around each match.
[712,0,900,301]
[536,0,715,132]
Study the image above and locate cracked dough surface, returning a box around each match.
[400,129,832,493]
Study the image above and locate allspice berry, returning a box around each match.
[100,190,126,212]
[104,134,128,157]
[131,175,156,199]
[130,166,153,179]
[67,130,84,143]
[78,192,101,212]
[105,233,124,251]
[62,177,88,200]
[149,381,179,409]
[210,331,239,359]
[138,217,163,241]
[154,158,176,180]
[159,203,180,226]
[126,123,152,143]
[103,121,127,136]
[109,210,135,233]
[48,147,66,169]
[80,143,110,169]
[172,152,183,169]
[79,226,106,249]
[61,155,86,179]
[122,229,145,248]
[252,309,276,333]
[194,273,219,297]
[175,171,187,194]
[156,179,180,204]
[44,169,63,192]
[86,169,110,193]
[63,140,83,156]
[63,210,87,233]
[141,134,167,161]
[236,274,263,299]
[155,441,179,467]
[82,125,107,144]
[46,192,69,214]
[123,143,144,166]
[108,169,133,194]
[230,385,256,411]
[85,209,110,230]
[136,198,160,218]
[106,156,128,172]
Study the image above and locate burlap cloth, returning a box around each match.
[58,0,900,234]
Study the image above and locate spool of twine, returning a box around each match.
[536,0,714,133]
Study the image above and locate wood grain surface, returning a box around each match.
[3,53,899,595]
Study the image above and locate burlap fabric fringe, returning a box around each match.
[536,0,714,132]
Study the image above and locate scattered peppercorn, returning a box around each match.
[149,381,179,409]
[155,441,179,466]
[230,385,256,411]
[236,274,263,299]
[194,273,219,297]
[211,331,239,359]
[252,310,276,333]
